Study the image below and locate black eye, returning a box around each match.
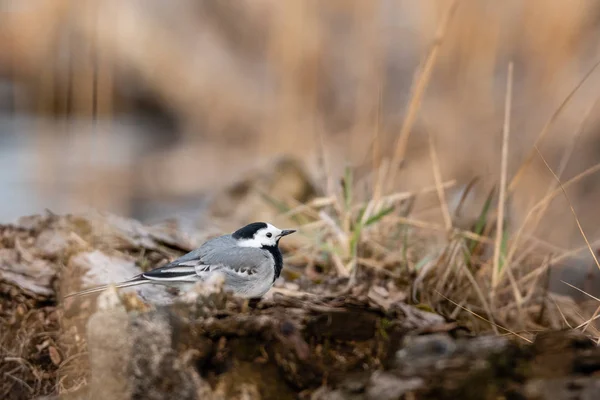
[266,233,272,238]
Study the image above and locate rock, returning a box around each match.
[129,310,212,400]
[87,288,131,400]
[367,373,424,400]
[62,250,173,305]
[394,333,458,370]
[34,229,72,258]
[0,248,56,296]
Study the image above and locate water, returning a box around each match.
[0,113,164,223]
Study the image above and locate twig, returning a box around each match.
[492,62,513,291]
[509,57,600,192]
[560,281,600,334]
[434,290,533,343]
[507,162,600,268]
[507,98,598,267]
[535,148,600,273]
[428,130,452,231]
[550,296,574,330]
[386,0,460,189]
[270,287,316,298]
[456,242,499,335]
[550,237,600,265]
[372,83,385,202]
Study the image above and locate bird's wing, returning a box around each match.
[140,235,229,282]
[142,238,269,283]
[199,244,270,277]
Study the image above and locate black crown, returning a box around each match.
[232,222,268,240]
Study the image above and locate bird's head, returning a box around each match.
[232,222,295,248]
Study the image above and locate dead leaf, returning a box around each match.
[48,346,62,366]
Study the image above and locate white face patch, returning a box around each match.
[236,223,282,248]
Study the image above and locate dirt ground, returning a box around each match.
[1,213,599,400]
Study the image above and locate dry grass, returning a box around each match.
[0,283,60,399]
[276,50,600,343]
[3,0,600,397]
[285,165,600,344]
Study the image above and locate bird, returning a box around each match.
[64,222,296,299]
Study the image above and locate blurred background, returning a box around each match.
[3,0,600,293]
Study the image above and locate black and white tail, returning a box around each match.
[63,275,150,299]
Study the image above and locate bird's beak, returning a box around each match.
[280,229,296,237]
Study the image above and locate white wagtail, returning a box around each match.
[65,222,296,299]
